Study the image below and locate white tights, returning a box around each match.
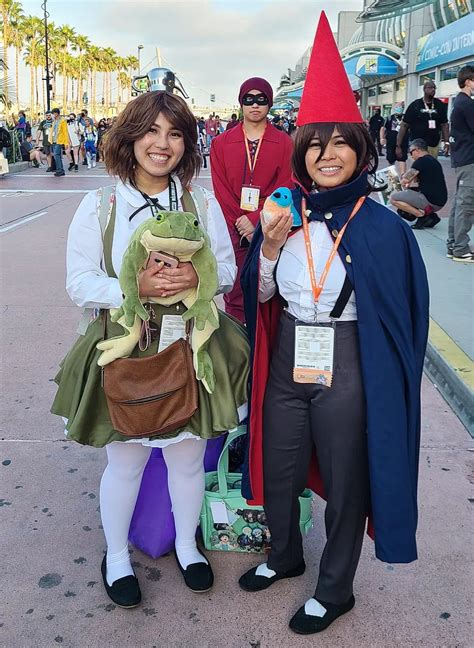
[100,438,207,585]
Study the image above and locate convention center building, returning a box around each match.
[275,0,473,118]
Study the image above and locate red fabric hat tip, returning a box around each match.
[296,11,363,126]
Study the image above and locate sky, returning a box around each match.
[15,0,364,108]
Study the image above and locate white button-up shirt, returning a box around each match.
[66,177,236,309]
[259,219,357,323]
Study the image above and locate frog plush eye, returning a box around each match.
[193,219,199,228]
[154,213,163,222]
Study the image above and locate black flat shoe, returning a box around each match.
[174,549,214,593]
[239,560,305,592]
[289,595,355,634]
[411,218,427,230]
[397,208,417,222]
[425,213,440,228]
[101,555,141,608]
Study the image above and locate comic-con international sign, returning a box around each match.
[416,13,473,72]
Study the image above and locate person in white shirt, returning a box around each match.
[66,112,81,172]
[239,12,428,636]
[52,91,249,608]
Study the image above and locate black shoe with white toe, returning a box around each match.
[289,595,355,634]
[174,549,214,593]
[101,555,141,608]
[239,560,306,592]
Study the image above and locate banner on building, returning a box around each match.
[416,13,474,72]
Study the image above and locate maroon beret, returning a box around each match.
[238,77,273,107]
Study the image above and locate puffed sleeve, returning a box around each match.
[199,187,237,294]
[66,190,123,309]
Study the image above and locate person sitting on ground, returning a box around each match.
[20,134,42,167]
[390,138,447,229]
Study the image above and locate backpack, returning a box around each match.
[0,128,12,148]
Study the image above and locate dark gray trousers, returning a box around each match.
[263,313,369,604]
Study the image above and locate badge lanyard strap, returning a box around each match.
[301,195,365,305]
[423,100,436,117]
[242,125,266,186]
[129,175,179,221]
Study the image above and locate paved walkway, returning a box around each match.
[0,163,473,647]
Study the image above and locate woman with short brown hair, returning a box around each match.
[52,91,248,607]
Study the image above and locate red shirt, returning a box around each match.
[210,122,293,247]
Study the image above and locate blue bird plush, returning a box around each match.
[261,187,302,227]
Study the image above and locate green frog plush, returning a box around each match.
[96,211,220,393]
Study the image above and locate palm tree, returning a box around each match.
[57,24,77,110]
[102,47,118,109]
[22,14,44,117]
[88,45,102,116]
[124,55,139,103]
[1,0,23,106]
[118,70,129,105]
[75,34,91,109]
[10,16,24,108]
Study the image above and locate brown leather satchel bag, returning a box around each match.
[102,336,199,438]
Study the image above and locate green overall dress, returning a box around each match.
[51,190,250,447]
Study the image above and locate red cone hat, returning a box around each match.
[296,11,363,126]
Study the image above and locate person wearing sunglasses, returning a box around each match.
[210,77,294,322]
[389,138,447,229]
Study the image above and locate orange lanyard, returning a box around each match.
[243,125,266,185]
[301,195,365,304]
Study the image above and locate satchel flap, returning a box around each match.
[103,339,191,403]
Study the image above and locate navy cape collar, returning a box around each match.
[292,172,370,222]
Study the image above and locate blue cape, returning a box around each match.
[241,173,429,563]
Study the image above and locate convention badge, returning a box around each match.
[293,322,335,387]
[428,119,436,129]
[240,185,260,211]
[157,315,186,353]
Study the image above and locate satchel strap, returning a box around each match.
[182,184,209,231]
[217,426,247,497]
[102,194,118,279]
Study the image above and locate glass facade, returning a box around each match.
[440,61,474,81]
[419,71,436,85]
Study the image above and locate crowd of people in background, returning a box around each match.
[1,64,472,261]
[0,108,116,176]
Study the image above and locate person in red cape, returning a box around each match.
[210,77,293,322]
[239,12,429,635]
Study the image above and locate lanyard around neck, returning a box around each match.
[301,195,365,305]
[242,124,266,185]
[129,176,179,221]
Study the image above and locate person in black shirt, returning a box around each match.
[390,138,447,229]
[20,134,41,167]
[446,65,474,263]
[381,103,409,174]
[369,108,385,155]
[396,81,449,158]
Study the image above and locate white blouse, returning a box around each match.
[66,176,237,309]
[259,220,358,323]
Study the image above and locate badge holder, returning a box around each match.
[293,318,335,387]
[240,185,261,212]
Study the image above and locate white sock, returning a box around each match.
[304,598,327,617]
[100,441,151,586]
[255,563,276,578]
[163,439,208,569]
[106,546,134,587]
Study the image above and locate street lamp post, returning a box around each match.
[41,0,52,111]
[137,45,144,75]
